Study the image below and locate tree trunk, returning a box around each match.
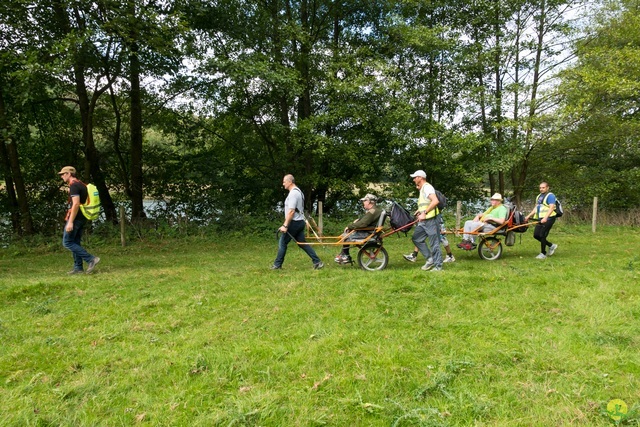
[296,0,314,184]
[0,86,21,234]
[53,0,118,223]
[5,140,34,234]
[0,141,20,233]
[129,10,146,221]
[74,63,118,223]
[494,1,504,197]
[512,0,546,206]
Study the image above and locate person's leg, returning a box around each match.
[273,230,293,268]
[533,221,552,257]
[481,224,496,234]
[289,220,322,265]
[463,220,484,243]
[538,218,556,254]
[546,218,558,255]
[403,245,419,262]
[412,222,431,260]
[62,219,93,271]
[425,218,443,269]
[440,235,452,257]
[339,230,367,257]
[533,222,547,254]
[63,227,82,272]
[533,222,543,243]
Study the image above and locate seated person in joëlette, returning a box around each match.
[334,194,383,264]
[457,193,508,250]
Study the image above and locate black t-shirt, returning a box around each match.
[69,180,88,205]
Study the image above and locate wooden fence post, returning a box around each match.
[318,201,323,236]
[120,206,126,246]
[456,200,462,230]
[592,196,598,233]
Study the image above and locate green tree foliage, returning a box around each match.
[547,0,640,208]
[2,0,632,239]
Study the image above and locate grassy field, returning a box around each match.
[1,224,639,426]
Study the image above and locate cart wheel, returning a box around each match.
[357,246,389,271]
[478,237,502,261]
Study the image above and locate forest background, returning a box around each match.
[1,0,639,239]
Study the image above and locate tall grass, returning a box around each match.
[1,225,639,426]
[564,208,640,227]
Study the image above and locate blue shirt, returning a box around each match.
[536,192,556,218]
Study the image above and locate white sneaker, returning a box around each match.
[421,261,435,271]
[403,253,417,262]
[443,255,455,263]
[535,253,547,259]
[548,244,558,256]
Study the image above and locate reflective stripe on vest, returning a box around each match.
[536,193,556,219]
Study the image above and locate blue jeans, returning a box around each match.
[62,216,94,271]
[273,219,321,267]
[412,218,443,268]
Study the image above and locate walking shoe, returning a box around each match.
[548,244,558,256]
[86,257,100,274]
[421,261,435,271]
[428,267,443,272]
[457,241,474,251]
[270,265,281,270]
[443,255,455,263]
[313,261,324,270]
[403,253,417,262]
[67,269,83,275]
[535,253,547,260]
[334,254,352,264]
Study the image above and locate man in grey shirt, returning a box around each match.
[271,174,324,270]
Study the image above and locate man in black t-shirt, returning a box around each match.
[58,166,100,274]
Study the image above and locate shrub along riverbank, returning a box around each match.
[1,225,639,425]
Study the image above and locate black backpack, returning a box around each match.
[542,193,563,218]
[389,202,414,232]
[434,189,447,211]
[554,199,564,217]
[511,209,529,233]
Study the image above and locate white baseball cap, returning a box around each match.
[410,170,427,178]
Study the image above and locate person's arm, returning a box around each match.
[417,193,439,220]
[525,206,536,220]
[66,196,80,232]
[278,208,296,233]
[347,210,377,230]
[487,211,506,225]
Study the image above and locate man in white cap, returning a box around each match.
[458,193,508,250]
[409,170,443,271]
[334,193,383,264]
[58,166,100,274]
